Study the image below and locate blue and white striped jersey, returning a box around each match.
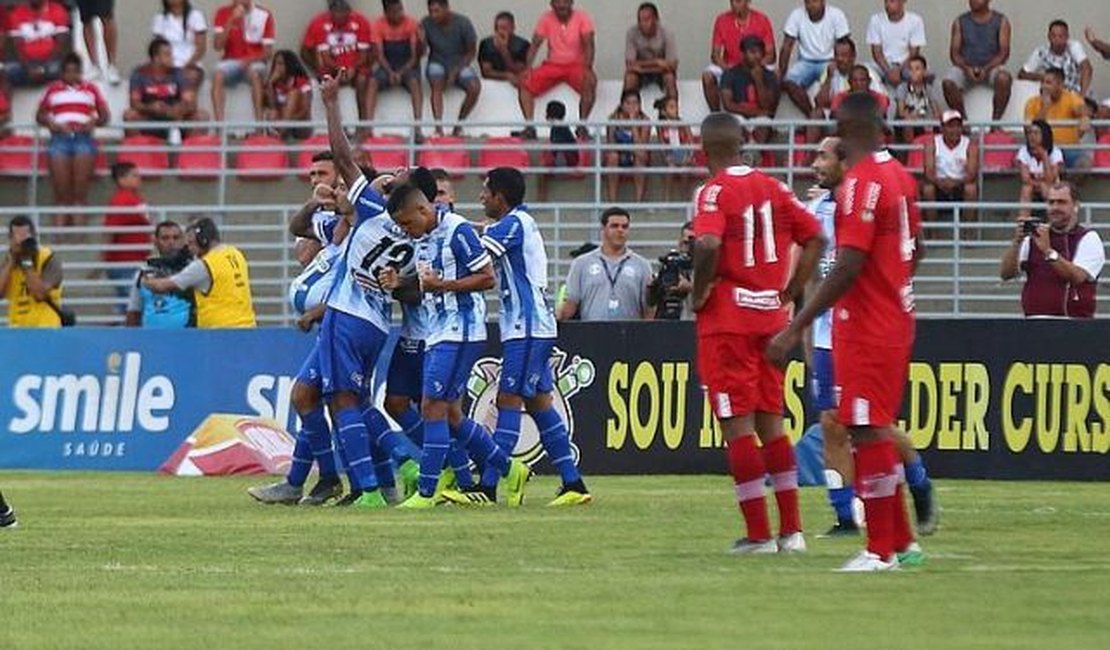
[310,208,340,244]
[480,206,557,341]
[808,190,838,351]
[288,243,340,315]
[416,210,491,346]
[326,174,416,333]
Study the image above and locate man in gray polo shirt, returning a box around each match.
[422,0,481,136]
[558,207,654,321]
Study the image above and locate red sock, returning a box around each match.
[853,437,899,560]
[892,484,915,552]
[761,436,801,536]
[726,435,771,541]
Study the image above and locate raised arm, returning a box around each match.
[320,73,359,185]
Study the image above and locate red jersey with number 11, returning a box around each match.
[834,151,921,347]
[694,165,820,336]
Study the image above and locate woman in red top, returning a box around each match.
[35,54,110,232]
[264,50,313,140]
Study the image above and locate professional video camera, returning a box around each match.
[650,248,693,320]
[142,249,193,278]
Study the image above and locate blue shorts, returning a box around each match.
[295,339,323,391]
[785,59,829,88]
[499,337,555,399]
[48,132,98,158]
[1062,147,1091,169]
[386,336,425,400]
[317,309,389,397]
[423,340,484,402]
[425,62,479,89]
[810,347,837,412]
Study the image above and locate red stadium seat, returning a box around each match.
[417,136,470,175]
[234,133,290,180]
[478,136,530,171]
[360,135,409,171]
[691,135,707,168]
[1094,134,1110,171]
[117,134,170,175]
[0,135,43,175]
[294,133,330,177]
[982,130,1018,172]
[177,134,222,180]
[791,133,810,169]
[906,133,932,172]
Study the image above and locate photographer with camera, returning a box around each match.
[125,221,194,328]
[1,216,67,328]
[648,222,694,320]
[557,207,653,321]
[1000,181,1104,318]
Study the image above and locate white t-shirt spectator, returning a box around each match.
[1022,40,1089,94]
[783,5,850,61]
[152,9,209,69]
[1018,231,1105,281]
[866,10,926,65]
[1015,146,1064,179]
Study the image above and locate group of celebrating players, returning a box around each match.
[246,66,933,570]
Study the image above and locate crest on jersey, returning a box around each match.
[699,184,723,212]
[466,348,595,468]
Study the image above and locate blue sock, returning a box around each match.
[418,419,450,497]
[904,457,930,490]
[829,486,855,522]
[301,408,337,480]
[286,433,313,488]
[448,423,478,489]
[370,439,395,489]
[481,407,522,486]
[534,407,581,485]
[459,419,509,489]
[372,407,422,465]
[333,432,359,491]
[336,407,377,492]
[395,405,424,445]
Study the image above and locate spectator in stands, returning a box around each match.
[1085,28,1110,61]
[124,37,208,139]
[623,2,677,99]
[518,0,597,141]
[922,110,979,225]
[100,162,151,311]
[0,71,11,135]
[603,89,650,203]
[75,0,120,85]
[263,50,313,140]
[829,66,889,118]
[126,220,193,328]
[143,217,257,328]
[6,0,71,87]
[211,0,276,123]
[720,35,779,144]
[1024,67,1091,170]
[1016,119,1064,218]
[1019,20,1092,98]
[866,0,926,87]
[367,0,424,141]
[557,207,654,321]
[778,0,851,117]
[894,54,943,143]
[151,0,209,89]
[301,0,372,121]
[422,0,480,137]
[36,54,109,232]
[537,99,580,202]
[942,0,1013,123]
[702,0,775,112]
[809,36,882,142]
[1,215,65,328]
[1001,181,1104,318]
[478,11,529,87]
[654,95,694,201]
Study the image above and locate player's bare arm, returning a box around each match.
[321,71,360,186]
[420,262,495,294]
[781,233,827,306]
[691,234,721,312]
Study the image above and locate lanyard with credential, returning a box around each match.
[600,256,629,311]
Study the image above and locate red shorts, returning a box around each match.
[697,332,784,419]
[834,338,911,427]
[523,61,589,96]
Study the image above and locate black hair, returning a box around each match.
[428,0,448,7]
[838,91,883,122]
[495,11,514,24]
[1027,118,1055,155]
[272,50,309,80]
[430,168,450,181]
[111,161,138,183]
[9,215,35,235]
[485,167,526,208]
[409,167,438,202]
[850,64,872,81]
[154,220,182,237]
[148,36,171,61]
[835,35,856,55]
[1048,19,1069,33]
[1049,180,1079,202]
[600,207,631,226]
[619,89,641,108]
[311,150,335,163]
[1044,67,1066,82]
[637,2,659,18]
[740,34,765,54]
[906,54,927,68]
[329,0,352,12]
[385,182,426,215]
[189,217,220,248]
[546,100,567,120]
[382,0,402,9]
[62,52,82,72]
[680,220,693,232]
[161,0,195,35]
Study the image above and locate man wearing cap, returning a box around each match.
[923,110,980,225]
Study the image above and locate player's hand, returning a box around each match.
[418,263,444,292]
[312,183,337,207]
[377,266,400,290]
[320,72,343,105]
[766,327,800,368]
[295,311,321,332]
[335,182,353,216]
[1085,27,1098,45]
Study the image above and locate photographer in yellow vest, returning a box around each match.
[1,216,65,328]
[142,218,256,328]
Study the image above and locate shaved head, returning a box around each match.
[700,113,746,163]
[836,91,885,155]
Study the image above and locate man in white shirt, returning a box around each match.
[866,0,926,87]
[778,0,851,116]
[1019,20,1092,97]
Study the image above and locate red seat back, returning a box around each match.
[117,134,170,175]
[0,135,43,175]
[906,133,932,172]
[1094,134,1110,170]
[234,133,290,180]
[982,130,1018,172]
[417,136,470,175]
[478,136,530,171]
[177,134,222,180]
[360,135,409,171]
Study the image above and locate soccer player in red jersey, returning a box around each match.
[691,113,826,555]
[768,91,925,571]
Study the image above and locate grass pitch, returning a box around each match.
[1,473,1108,650]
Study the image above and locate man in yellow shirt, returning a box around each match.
[1023,66,1091,169]
[1,216,65,328]
[143,217,256,328]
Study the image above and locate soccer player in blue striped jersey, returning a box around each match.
[444,167,591,507]
[382,181,529,509]
[807,137,937,538]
